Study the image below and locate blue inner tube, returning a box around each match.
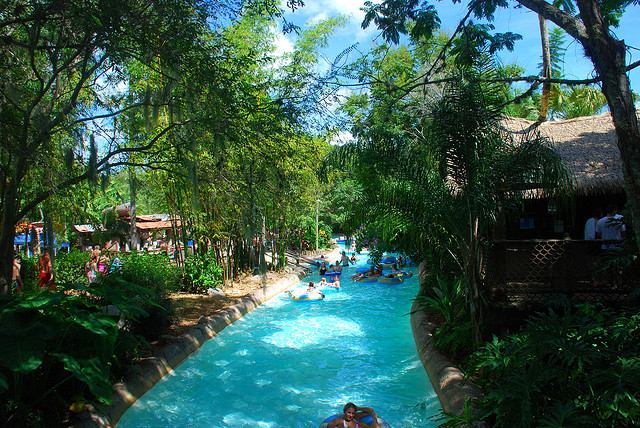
[355,267,371,273]
[377,276,404,283]
[394,270,413,277]
[317,284,340,292]
[356,276,379,282]
[325,271,342,277]
[290,289,325,301]
[381,256,397,264]
[319,414,391,428]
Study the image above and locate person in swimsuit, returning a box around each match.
[326,402,379,428]
[306,280,316,292]
[329,274,340,288]
[351,266,375,282]
[340,251,351,266]
[319,262,328,275]
[12,255,23,293]
[332,262,342,273]
[37,249,54,291]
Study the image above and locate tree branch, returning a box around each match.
[514,0,589,43]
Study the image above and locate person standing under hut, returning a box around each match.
[37,248,54,291]
[584,208,602,240]
[595,204,627,287]
[596,204,626,248]
[326,403,380,428]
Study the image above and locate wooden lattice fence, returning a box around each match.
[484,239,631,305]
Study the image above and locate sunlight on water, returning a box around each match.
[118,249,441,427]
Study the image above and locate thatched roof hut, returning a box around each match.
[500,111,635,196]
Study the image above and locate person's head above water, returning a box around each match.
[343,402,357,419]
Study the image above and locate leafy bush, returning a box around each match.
[415,275,474,361]
[302,223,333,249]
[54,249,91,285]
[469,303,640,427]
[183,250,223,293]
[118,252,180,295]
[16,256,39,295]
[0,281,155,426]
[98,252,179,340]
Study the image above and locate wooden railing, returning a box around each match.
[484,239,631,305]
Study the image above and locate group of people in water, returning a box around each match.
[350,262,404,282]
[318,251,358,276]
[317,250,409,283]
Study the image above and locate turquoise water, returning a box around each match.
[117,253,441,427]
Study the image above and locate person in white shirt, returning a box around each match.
[596,204,626,248]
[584,208,601,240]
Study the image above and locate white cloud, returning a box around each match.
[303,0,368,20]
[272,30,295,58]
[331,130,355,146]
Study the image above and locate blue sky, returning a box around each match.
[277,0,640,94]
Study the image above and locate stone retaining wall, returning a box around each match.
[410,263,483,425]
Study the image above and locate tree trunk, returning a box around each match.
[538,15,551,122]
[0,177,20,295]
[575,0,640,250]
[129,168,138,252]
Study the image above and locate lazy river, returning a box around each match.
[117,250,441,427]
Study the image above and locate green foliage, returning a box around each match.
[469,304,640,426]
[416,276,467,324]
[118,253,180,295]
[415,276,474,360]
[0,278,162,424]
[436,398,479,427]
[54,250,91,286]
[16,256,39,296]
[550,84,608,119]
[98,253,179,339]
[183,251,224,293]
[332,39,569,346]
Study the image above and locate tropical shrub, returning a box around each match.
[54,249,91,286]
[118,252,180,294]
[469,303,640,427]
[301,223,333,250]
[98,252,179,340]
[415,275,474,361]
[183,250,224,293]
[0,281,154,426]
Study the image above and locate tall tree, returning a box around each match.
[0,0,291,292]
[362,0,640,248]
[333,42,568,343]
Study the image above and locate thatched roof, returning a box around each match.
[500,110,639,196]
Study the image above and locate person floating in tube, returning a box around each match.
[326,403,380,428]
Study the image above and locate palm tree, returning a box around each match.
[333,53,569,344]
